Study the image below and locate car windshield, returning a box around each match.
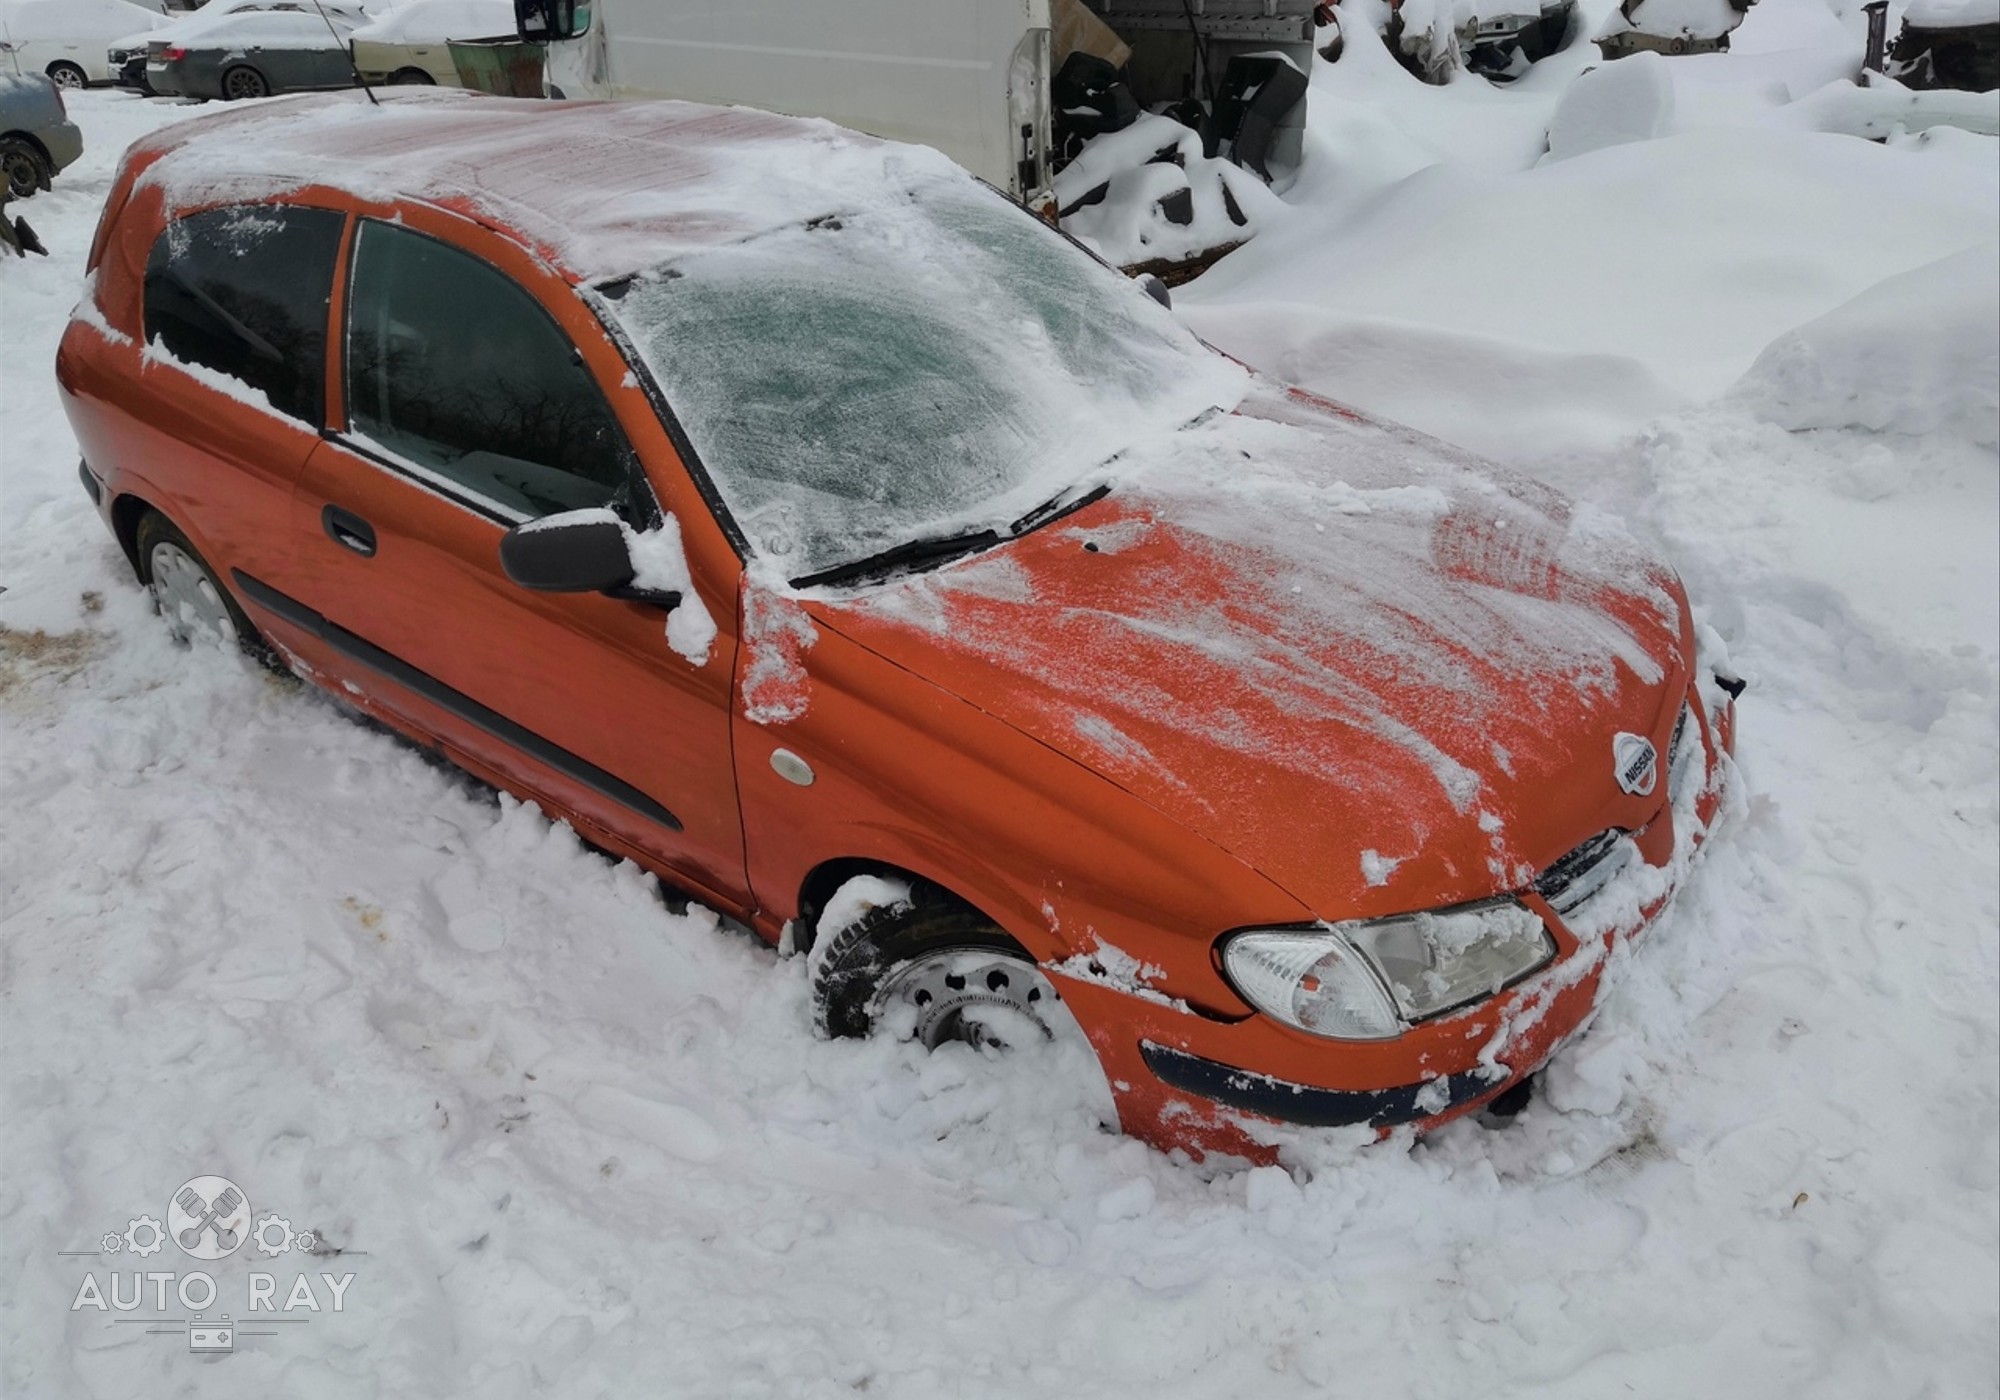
[600,178,1245,582]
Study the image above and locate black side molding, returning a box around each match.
[78,460,102,506]
[1140,1042,1501,1130]
[231,570,682,832]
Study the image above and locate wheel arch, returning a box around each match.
[1,129,53,167]
[793,856,1037,962]
[109,492,153,579]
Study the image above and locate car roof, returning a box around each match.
[125,89,946,283]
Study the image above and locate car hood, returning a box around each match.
[810,386,1692,919]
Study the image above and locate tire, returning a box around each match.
[220,65,270,101]
[46,62,88,91]
[0,137,51,201]
[388,67,436,86]
[811,880,1061,1050]
[134,510,265,658]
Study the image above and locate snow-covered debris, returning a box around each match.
[1055,112,1288,270]
[1730,241,2000,446]
[1544,52,1679,161]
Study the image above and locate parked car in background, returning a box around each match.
[352,0,513,86]
[0,0,167,89]
[57,90,1737,1161]
[0,71,79,198]
[147,7,358,99]
[111,0,369,92]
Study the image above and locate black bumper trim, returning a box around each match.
[1140,1042,1502,1129]
[230,569,682,833]
[78,460,101,506]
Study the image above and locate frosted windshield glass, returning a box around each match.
[603,180,1240,580]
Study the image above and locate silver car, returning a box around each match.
[147,8,357,100]
[0,71,81,199]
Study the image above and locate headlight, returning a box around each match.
[1221,931,1401,1040]
[1341,899,1555,1020]
[1223,899,1555,1039]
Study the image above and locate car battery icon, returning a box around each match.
[189,1315,234,1352]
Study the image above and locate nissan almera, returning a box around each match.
[57,91,1738,1158]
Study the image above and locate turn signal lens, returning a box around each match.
[1221,931,1401,1040]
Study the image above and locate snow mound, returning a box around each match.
[1545,54,1678,162]
[1730,241,2000,446]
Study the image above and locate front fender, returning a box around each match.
[732,598,1306,1018]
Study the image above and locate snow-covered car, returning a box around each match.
[351,0,513,87]
[146,7,359,100]
[0,70,79,198]
[0,0,167,89]
[57,91,1738,1159]
[111,0,367,93]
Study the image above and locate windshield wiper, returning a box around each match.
[791,527,1005,589]
[793,483,1115,590]
[1009,481,1111,536]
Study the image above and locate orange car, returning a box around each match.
[58,92,1737,1160]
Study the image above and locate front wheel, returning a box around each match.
[47,62,88,91]
[220,65,269,101]
[388,67,436,85]
[811,881,1064,1050]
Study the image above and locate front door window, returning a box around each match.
[344,218,637,520]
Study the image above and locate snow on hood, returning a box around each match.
[814,384,1691,918]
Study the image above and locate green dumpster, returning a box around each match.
[448,39,546,99]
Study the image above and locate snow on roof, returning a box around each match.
[125,89,954,282]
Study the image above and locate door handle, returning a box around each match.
[322,504,377,557]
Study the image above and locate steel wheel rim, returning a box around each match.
[872,949,1061,1050]
[225,69,265,100]
[149,542,234,645]
[2,153,35,200]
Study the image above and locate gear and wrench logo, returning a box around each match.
[123,1215,166,1257]
[167,1176,250,1260]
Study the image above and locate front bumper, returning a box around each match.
[111,53,150,90]
[1050,684,1738,1158]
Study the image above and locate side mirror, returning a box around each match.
[499,510,635,593]
[1137,273,1171,309]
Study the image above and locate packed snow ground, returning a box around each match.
[2,12,1996,1392]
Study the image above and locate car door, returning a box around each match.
[274,210,748,906]
[129,200,348,600]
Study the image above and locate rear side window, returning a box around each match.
[142,204,345,426]
[343,220,635,520]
